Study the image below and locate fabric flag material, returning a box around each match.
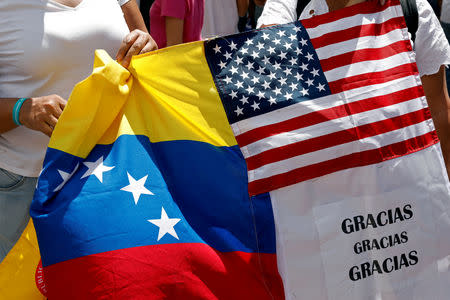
[0,220,46,299]
[31,0,450,299]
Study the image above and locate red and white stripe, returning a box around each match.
[231,0,438,196]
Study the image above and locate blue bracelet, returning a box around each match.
[12,98,28,126]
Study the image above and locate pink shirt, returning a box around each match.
[150,0,204,48]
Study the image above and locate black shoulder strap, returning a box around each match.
[296,0,419,42]
[400,0,419,42]
[296,0,312,19]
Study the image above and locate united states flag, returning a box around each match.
[205,0,436,196]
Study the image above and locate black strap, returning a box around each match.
[399,0,419,42]
[296,0,419,42]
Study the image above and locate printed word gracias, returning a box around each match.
[341,204,413,234]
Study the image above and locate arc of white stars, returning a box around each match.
[54,163,80,192]
[148,207,181,241]
[120,172,154,205]
[80,156,115,183]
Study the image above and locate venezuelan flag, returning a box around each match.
[31,47,284,299]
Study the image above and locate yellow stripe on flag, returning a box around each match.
[49,42,236,159]
[0,220,45,299]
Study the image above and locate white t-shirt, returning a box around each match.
[0,0,130,177]
[257,0,450,76]
[202,0,239,39]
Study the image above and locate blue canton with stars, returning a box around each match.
[205,21,331,124]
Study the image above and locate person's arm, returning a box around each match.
[0,95,66,137]
[121,0,148,33]
[165,16,184,47]
[421,66,450,177]
[116,0,158,68]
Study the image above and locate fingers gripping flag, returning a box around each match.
[32,1,450,299]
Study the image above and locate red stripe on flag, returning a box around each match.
[319,40,412,72]
[328,63,419,93]
[248,131,438,196]
[301,0,399,29]
[43,243,284,300]
[246,108,431,170]
[310,17,406,50]
[236,86,424,147]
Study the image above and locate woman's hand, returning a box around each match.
[116,29,158,69]
[19,95,67,137]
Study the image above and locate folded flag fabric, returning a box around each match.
[31,0,450,299]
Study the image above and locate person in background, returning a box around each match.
[202,0,239,39]
[238,0,267,32]
[149,0,204,48]
[0,0,157,263]
[258,0,450,178]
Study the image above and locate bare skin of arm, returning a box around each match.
[116,0,158,68]
[421,66,450,177]
[165,17,184,47]
[0,96,66,136]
